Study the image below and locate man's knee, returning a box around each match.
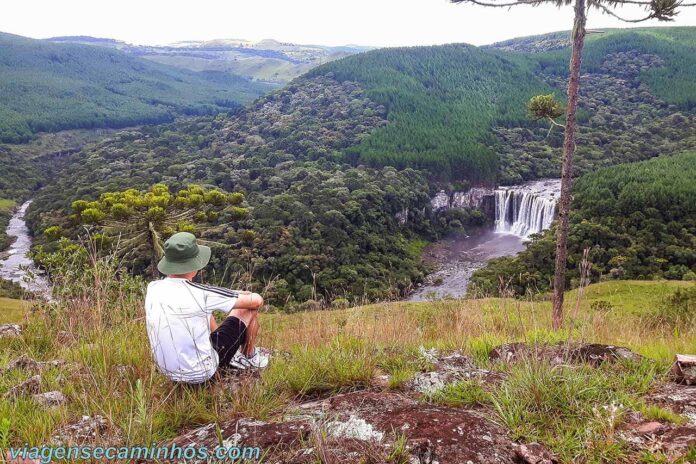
[250,293,264,310]
[234,292,264,311]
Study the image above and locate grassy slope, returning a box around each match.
[264,280,695,364]
[0,32,271,142]
[1,279,694,461]
[0,297,28,324]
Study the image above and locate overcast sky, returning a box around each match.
[2,0,696,47]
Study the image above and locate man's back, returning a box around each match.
[145,277,238,383]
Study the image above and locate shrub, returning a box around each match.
[647,286,696,328]
[591,300,614,312]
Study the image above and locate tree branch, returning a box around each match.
[592,2,663,21]
[451,0,547,7]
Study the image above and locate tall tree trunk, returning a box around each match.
[552,0,587,329]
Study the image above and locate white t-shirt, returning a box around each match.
[145,278,239,383]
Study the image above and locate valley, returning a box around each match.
[2,27,695,307]
[49,36,371,85]
[0,19,696,463]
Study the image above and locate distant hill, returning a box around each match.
[48,36,372,85]
[0,32,271,143]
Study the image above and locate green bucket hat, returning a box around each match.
[157,232,211,275]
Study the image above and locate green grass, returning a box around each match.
[0,199,15,213]
[489,360,652,462]
[576,280,693,316]
[0,274,694,462]
[0,297,28,324]
[426,380,492,408]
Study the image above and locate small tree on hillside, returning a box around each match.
[452,0,693,329]
[70,184,248,275]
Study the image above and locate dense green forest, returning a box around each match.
[531,28,696,109]
[470,152,696,296]
[308,44,550,182]
[0,32,270,142]
[0,147,45,250]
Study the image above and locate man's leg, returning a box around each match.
[227,306,260,357]
[241,313,259,357]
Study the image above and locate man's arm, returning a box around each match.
[233,291,264,310]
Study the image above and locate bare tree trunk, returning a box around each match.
[148,221,164,277]
[552,0,587,330]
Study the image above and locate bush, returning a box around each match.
[647,286,696,328]
[591,300,614,312]
[332,298,350,309]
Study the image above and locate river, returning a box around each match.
[409,179,560,301]
[0,200,51,297]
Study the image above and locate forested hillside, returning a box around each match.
[306,27,696,184]
[308,44,550,182]
[0,32,270,142]
[470,152,696,296]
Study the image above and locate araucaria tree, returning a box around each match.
[71,184,248,275]
[452,0,693,329]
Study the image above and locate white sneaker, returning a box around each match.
[229,347,270,370]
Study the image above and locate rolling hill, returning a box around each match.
[0,32,272,143]
[48,36,371,85]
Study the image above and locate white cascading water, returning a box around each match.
[494,179,561,238]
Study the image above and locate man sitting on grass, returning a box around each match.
[145,232,268,384]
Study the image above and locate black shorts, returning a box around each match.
[210,316,247,370]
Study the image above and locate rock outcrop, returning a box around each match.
[170,390,553,463]
[489,342,644,366]
[430,188,495,217]
[0,323,22,338]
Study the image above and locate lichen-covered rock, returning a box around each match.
[32,391,67,408]
[169,390,552,464]
[5,375,41,398]
[50,415,121,446]
[619,418,696,459]
[408,349,505,395]
[0,324,22,338]
[4,355,68,372]
[489,342,643,366]
[647,383,696,425]
[515,442,558,464]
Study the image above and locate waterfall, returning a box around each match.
[494,179,560,238]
